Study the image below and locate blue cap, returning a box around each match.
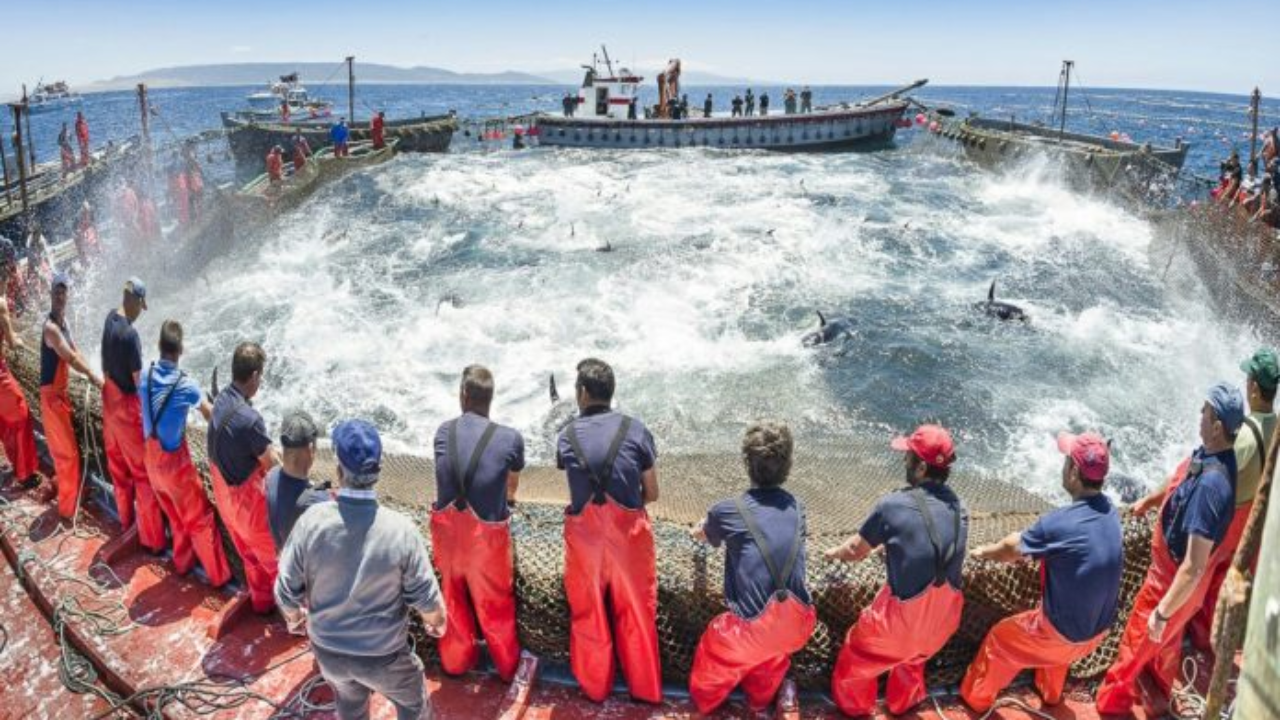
[1206,382,1245,434]
[124,277,147,307]
[51,271,71,289]
[333,419,381,476]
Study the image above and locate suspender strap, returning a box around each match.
[1244,417,1267,476]
[564,415,632,504]
[908,487,960,586]
[145,363,186,441]
[732,496,804,597]
[446,418,498,510]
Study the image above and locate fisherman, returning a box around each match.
[745,89,755,117]
[99,278,165,552]
[784,89,797,115]
[139,320,233,587]
[801,86,813,113]
[0,238,39,490]
[759,92,770,117]
[74,111,90,167]
[276,419,447,720]
[208,342,281,614]
[688,420,815,715]
[182,143,205,221]
[558,358,662,703]
[960,431,1121,712]
[58,122,75,176]
[291,132,312,171]
[1262,127,1278,167]
[825,424,968,717]
[732,95,744,117]
[704,93,714,118]
[667,96,680,120]
[168,167,190,227]
[116,180,141,244]
[680,94,690,120]
[73,201,100,260]
[265,409,328,551]
[1215,150,1242,205]
[1095,383,1244,716]
[280,99,291,124]
[266,146,285,183]
[371,111,386,150]
[137,191,162,243]
[40,272,104,520]
[430,365,526,681]
[563,92,575,118]
[330,119,350,158]
[24,223,51,297]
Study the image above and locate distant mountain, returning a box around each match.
[82,62,556,92]
[536,68,777,87]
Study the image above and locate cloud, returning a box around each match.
[230,45,252,54]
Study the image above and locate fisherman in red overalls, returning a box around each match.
[183,144,204,221]
[74,111,90,167]
[208,342,280,613]
[40,272,105,520]
[430,365,525,681]
[266,146,284,183]
[280,100,291,124]
[826,424,968,717]
[291,133,311,171]
[58,123,76,176]
[558,358,663,703]
[1095,383,1243,716]
[960,431,1122,712]
[371,111,386,150]
[73,202,100,260]
[689,420,815,715]
[0,238,39,490]
[168,168,190,227]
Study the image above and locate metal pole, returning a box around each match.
[1248,87,1261,179]
[1058,60,1073,142]
[346,56,355,124]
[11,103,30,216]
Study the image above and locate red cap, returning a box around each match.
[1057,432,1110,482]
[891,424,956,469]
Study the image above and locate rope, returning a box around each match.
[928,693,1061,720]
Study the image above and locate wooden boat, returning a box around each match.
[233,156,322,219]
[313,138,399,180]
[927,62,1188,204]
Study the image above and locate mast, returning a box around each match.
[1057,60,1073,142]
[10,102,29,219]
[1,128,11,208]
[1248,87,1261,178]
[21,85,35,169]
[600,45,615,78]
[346,56,355,124]
[137,83,154,186]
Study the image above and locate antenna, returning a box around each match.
[601,45,615,78]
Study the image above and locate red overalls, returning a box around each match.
[429,420,521,681]
[40,314,82,520]
[831,490,965,717]
[141,364,231,586]
[209,397,278,613]
[1095,457,1235,714]
[371,115,385,149]
[562,417,662,703]
[75,116,90,166]
[689,497,816,714]
[266,151,284,182]
[0,353,38,482]
[102,376,165,550]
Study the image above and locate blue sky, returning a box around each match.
[3,1,1274,95]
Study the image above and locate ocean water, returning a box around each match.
[6,81,1275,501]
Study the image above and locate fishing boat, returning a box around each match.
[927,61,1189,202]
[533,48,923,151]
[26,80,82,114]
[233,157,322,219]
[233,73,335,125]
[313,138,400,180]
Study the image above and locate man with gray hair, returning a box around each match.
[276,419,446,720]
[265,410,330,550]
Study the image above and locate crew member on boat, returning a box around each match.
[41,272,104,520]
[0,238,39,490]
[825,424,968,717]
[100,278,165,552]
[73,201,99,260]
[430,365,526,682]
[291,133,312,171]
[74,111,90,167]
[801,87,813,113]
[23,224,52,297]
[266,146,285,183]
[732,95,743,117]
[208,342,281,614]
[960,431,1121,712]
[704,94,713,118]
[760,92,770,117]
[140,320,233,588]
[58,123,75,175]
[371,111,386,150]
[558,358,663,704]
[330,119,350,158]
[745,89,755,117]
[688,420,815,715]
[1096,383,1243,716]
[265,410,328,550]
[182,144,205,221]
[168,167,191,228]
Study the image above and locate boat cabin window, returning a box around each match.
[596,88,609,116]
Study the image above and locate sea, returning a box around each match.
[3,82,1277,502]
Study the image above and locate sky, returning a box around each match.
[2,1,1274,96]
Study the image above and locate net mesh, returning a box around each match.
[7,344,1153,690]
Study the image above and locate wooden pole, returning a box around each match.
[1058,60,1073,143]
[21,85,35,170]
[1,133,11,208]
[1204,421,1280,718]
[346,56,355,125]
[1247,88,1261,179]
[11,103,30,216]
[137,83,151,147]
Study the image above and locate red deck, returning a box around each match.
[0,484,1228,719]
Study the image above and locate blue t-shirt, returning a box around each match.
[208,386,273,485]
[1161,447,1237,564]
[859,482,969,600]
[138,360,203,452]
[704,487,811,620]
[330,124,348,144]
[1020,494,1123,642]
[556,407,657,514]
[265,467,329,550]
[100,309,141,394]
[433,412,526,522]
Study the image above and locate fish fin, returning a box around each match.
[818,310,827,327]
[549,374,559,404]
[988,279,996,302]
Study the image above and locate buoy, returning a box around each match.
[1109,131,1120,141]
[915,113,927,125]
[929,121,940,133]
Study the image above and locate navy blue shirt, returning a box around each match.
[859,482,969,600]
[265,467,329,550]
[557,407,657,514]
[1020,494,1123,641]
[101,309,141,394]
[1161,447,1237,564]
[433,412,526,522]
[40,313,71,387]
[208,386,272,485]
[704,488,811,619]
[138,360,203,452]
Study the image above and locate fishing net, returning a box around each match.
[7,343,1154,691]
